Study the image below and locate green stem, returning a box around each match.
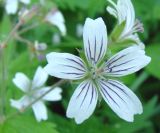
[0,49,6,123]
[0,19,25,124]
[130,71,150,91]
[18,22,41,35]
[15,34,33,47]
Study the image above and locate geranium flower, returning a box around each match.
[45,9,66,36]
[5,0,30,15]
[33,41,47,60]
[34,41,47,51]
[11,66,62,122]
[107,0,144,48]
[45,18,151,124]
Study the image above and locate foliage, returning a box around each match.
[0,0,160,133]
[0,115,58,133]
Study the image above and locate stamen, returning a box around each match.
[120,19,144,40]
[132,19,144,33]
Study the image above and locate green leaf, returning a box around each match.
[49,113,106,133]
[87,0,106,17]
[140,96,159,120]
[146,44,160,79]
[105,96,159,133]
[9,51,43,78]
[119,73,136,85]
[0,15,11,35]
[54,0,105,16]
[0,115,59,133]
[54,0,89,10]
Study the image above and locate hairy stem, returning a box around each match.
[0,20,24,49]
[0,18,25,124]
[0,49,6,123]
[15,34,33,46]
[18,22,41,35]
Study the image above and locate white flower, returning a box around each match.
[107,0,144,47]
[5,0,30,15]
[45,9,66,36]
[33,41,47,61]
[34,41,47,51]
[11,66,62,122]
[44,18,151,124]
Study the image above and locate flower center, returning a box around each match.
[27,89,35,98]
[26,85,40,98]
[89,66,104,80]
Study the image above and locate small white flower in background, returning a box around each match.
[45,18,151,124]
[5,0,30,15]
[76,23,83,38]
[107,0,144,48]
[11,66,62,122]
[33,41,47,61]
[45,9,66,36]
[52,33,61,45]
[34,41,47,51]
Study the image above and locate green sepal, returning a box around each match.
[110,21,126,42]
[110,39,137,49]
[79,49,90,69]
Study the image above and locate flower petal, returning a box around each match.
[98,79,142,122]
[37,87,62,101]
[32,66,48,89]
[45,9,66,36]
[119,0,135,35]
[5,0,18,14]
[83,17,107,65]
[32,101,47,122]
[66,80,98,124]
[104,46,151,77]
[10,96,30,110]
[107,0,124,23]
[45,52,87,80]
[106,6,117,18]
[13,73,31,92]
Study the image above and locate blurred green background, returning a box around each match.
[0,0,160,133]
